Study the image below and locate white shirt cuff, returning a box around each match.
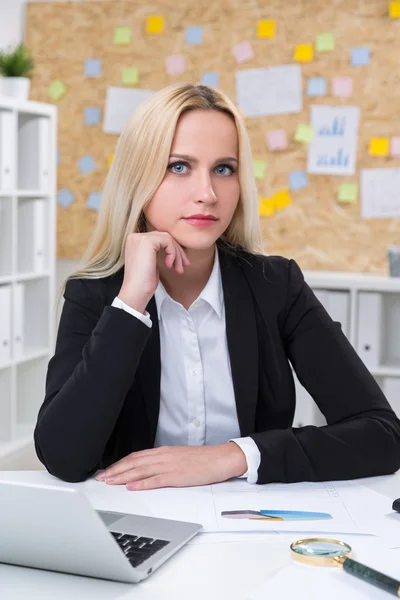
[111,296,152,328]
[229,437,260,484]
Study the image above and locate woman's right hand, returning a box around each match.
[117,231,190,314]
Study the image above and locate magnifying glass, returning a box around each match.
[291,538,400,597]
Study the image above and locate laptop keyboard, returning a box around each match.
[110,531,171,568]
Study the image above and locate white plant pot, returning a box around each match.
[0,77,31,100]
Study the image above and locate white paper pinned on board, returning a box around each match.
[360,168,400,219]
[235,64,302,117]
[103,86,154,135]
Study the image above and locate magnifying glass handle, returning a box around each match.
[334,556,400,596]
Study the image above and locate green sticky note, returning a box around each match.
[114,27,132,45]
[122,67,139,85]
[253,159,267,179]
[294,124,315,144]
[316,32,335,52]
[338,183,358,203]
[48,80,66,101]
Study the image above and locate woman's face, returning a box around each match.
[144,109,240,250]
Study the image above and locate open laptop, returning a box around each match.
[0,480,202,583]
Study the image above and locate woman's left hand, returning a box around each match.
[95,443,247,490]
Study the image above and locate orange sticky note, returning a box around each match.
[259,198,275,217]
[389,2,400,18]
[108,153,114,169]
[257,20,276,38]
[146,15,164,33]
[294,44,313,63]
[273,189,292,211]
[369,138,390,156]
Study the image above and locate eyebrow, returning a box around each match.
[169,153,238,164]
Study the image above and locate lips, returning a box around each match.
[184,215,217,220]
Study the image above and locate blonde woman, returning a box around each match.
[35,83,400,488]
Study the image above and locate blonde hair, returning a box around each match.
[63,83,265,294]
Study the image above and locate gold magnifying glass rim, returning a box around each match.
[290,537,352,567]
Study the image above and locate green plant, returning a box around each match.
[0,44,35,78]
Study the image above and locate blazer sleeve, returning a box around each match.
[34,278,151,482]
[251,258,400,484]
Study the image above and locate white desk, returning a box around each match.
[1,470,399,600]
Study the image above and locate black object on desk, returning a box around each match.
[393,498,400,513]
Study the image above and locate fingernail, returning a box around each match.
[106,477,116,484]
[96,472,105,481]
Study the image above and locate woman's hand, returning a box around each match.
[95,443,248,490]
[118,231,190,314]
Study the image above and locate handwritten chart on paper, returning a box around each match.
[307,106,360,175]
[235,65,302,117]
[360,168,400,219]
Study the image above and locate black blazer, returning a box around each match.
[34,245,400,483]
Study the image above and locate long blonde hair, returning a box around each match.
[65,83,264,288]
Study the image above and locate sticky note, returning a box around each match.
[272,189,292,211]
[84,107,101,126]
[78,154,96,175]
[390,137,400,157]
[332,76,353,98]
[122,67,139,85]
[307,77,327,96]
[166,55,184,75]
[294,124,315,144]
[351,47,370,66]
[259,198,275,217]
[266,129,287,151]
[369,138,390,156]
[87,192,102,211]
[316,32,335,52]
[108,153,114,169]
[294,44,313,63]
[48,80,66,101]
[253,160,267,179]
[57,188,75,208]
[338,183,358,203]
[85,58,102,78]
[289,170,308,191]
[232,41,254,64]
[257,20,276,38]
[185,26,203,45]
[146,15,164,33]
[389,2,400,18]
[200,72,219,87]
[114,27,132,45]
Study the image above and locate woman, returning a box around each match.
[35,83,400,489]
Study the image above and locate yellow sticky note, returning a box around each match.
[369,138,389,156]
[146,15,164,33]
[316,32,335,52]
[259,198,275,217]
[114,27,132,45]
[253,159,267,179]
[389,2,400,18]
[122,67,139,85]
[294,124,315,144]
[48,80,66,101]
[257,20,276,38]
[294,44,313,63]
[338,183,358,203]
[273,189,292,211]
[108,153,114,169]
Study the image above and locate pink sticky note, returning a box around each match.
[232,41,254,64]
[390,137,400,157]
[266,129,288,151]
[166,54,185,75]
[332,76,353,98]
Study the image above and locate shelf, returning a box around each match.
[370,366,400,377]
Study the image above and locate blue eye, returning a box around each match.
[168,162,189,174]
[214,164,235,176]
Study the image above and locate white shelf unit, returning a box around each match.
[0,96,57,462]
[293,270,400,427]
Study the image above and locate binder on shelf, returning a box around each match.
[0,284,12,365]
[32,198,46,272]
[0,110,14,191]
[356,292,382,369]
[18,115,50,191]
[382,377,400,419]
[13,282,24,359]
[18,198,47,273]
[313,289,350,338]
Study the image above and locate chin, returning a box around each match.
[175,233,219,252]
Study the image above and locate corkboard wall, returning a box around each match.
[25,0,400,272]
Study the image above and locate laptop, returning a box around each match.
[0,480,202,583]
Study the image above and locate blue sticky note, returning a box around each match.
[78,154,96,175]
[84,107,101,125]
[185,26,203,45]
[86,191,102,211]
[57,188,75,208]
[56,149,60,166]
[289,170,308,191]
[85,58,102,77]
[351,47,370,66]
[201,72,220,87]
[307,77,327,96]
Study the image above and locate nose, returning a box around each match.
[192,168,217,205]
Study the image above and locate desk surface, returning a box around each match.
[1,470,399,600]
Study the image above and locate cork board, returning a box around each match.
[25,0,400,272]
